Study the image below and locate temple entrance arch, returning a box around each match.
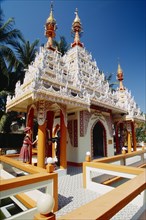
[92,120,106,158]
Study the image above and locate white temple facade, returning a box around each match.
[6,5,145,168]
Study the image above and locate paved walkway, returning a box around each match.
[55,166,145,219]
[55,166,101,218]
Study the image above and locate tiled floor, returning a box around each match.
[55,166,146,219]
[55,166,101,218]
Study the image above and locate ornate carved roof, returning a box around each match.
[6,7,145,122]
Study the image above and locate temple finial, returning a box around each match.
[51,1,53,10]
[71,8,83,48]
[74,8,80,23]
[117,63,125,90]
[45,1,57,50]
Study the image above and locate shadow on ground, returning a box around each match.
[67,166,82,176]
[58,194,73,210]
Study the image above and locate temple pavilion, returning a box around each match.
[6,5,145,171]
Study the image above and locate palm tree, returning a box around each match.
[0,8,39,132]
[53,36,69,56]
[9,36,39,84]
[0,8,22,91]
[104,73,118,92]
[0,8,22,114]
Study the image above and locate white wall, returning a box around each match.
[67,111,115,163]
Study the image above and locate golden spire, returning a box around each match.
[73,8,81,23]
[117,63,123,75]
[71,8,83,48]
[46,2,56,24]
[45,1,57,50]
[117,63,125,90]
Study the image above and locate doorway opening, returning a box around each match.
[93,121,106,158]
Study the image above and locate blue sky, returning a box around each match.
[1,0,146,112]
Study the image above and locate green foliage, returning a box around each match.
[0,113,12,133]
[104,73,118,92]
[0,91,7,111]
[53,36,69,56]
[136,121,146,143]
[0,8,22,92]
[9,36,39,84]
[0,8,39,132]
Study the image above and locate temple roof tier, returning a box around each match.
[6,8,145,123]
[5,46,131,116]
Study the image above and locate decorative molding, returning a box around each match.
[74,119,78,147]
[59,104,67,127]
[80,110,91,137]
[105,116,113,137]
[67,119,78,147]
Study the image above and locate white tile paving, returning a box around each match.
[56,166,101,218]
[55,166,145,219]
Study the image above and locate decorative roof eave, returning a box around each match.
[33,90,90,110]
[91,99,127,114]
[6,92,33,112]
[125,115,145,123]
[6,89,90,113]
[113,113,145,123]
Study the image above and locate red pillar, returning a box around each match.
[60,110,67,169]
[115,123,120,154]
[46,111,54,157]
[27,107,34,164]
[131,121,137,151]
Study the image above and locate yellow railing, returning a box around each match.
[0,155,58,212]
[93,149,146,162]
[58,150,146,220]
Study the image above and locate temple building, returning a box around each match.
[6,5,145,171]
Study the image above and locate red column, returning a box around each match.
[27,107,34,164]
[120,123,124,149]
[46,111,54,157]
[115,123,120,154]
[60,110,67,169]
[131,121,137,151]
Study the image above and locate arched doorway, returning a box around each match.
[93,121,106,158]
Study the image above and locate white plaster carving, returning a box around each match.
[6,44,144,122]
[37,100,46,125]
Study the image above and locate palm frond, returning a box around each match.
[0,51,9,79]
[0,45,17,66]
[53,36,69,56]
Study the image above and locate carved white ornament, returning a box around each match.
[37,100,46,125]
[6,45,144,122]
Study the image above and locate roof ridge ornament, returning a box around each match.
[71,8,84,48]
[45,1,57,51]
[117,63,125,90]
